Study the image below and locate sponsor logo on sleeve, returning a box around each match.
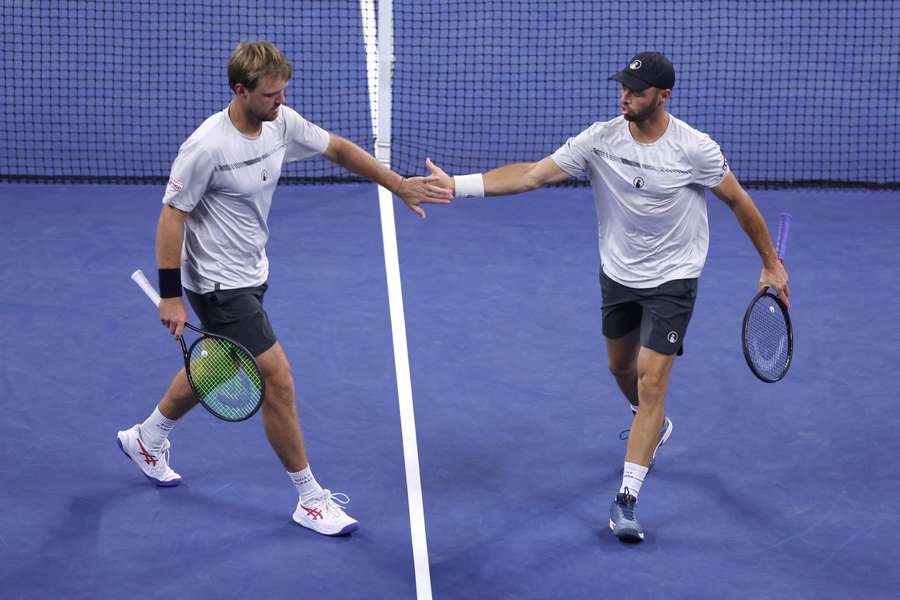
[633,176,645,189]
[167,178,183,193]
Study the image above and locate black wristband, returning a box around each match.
[158,268,183,298]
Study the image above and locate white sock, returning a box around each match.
[139,407,176,451]
[630,403,638,415]
[289,466,322,500]
[619,462,649,498]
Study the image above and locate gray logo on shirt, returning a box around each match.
[262,169,269,182]
[633,176,645,189]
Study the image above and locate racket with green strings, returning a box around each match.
[131,269,265,422]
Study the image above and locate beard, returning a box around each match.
[623,93,661,123]
[251,105,280,122]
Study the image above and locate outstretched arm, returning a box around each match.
[712,172,790,307]
[322,134,451,219]
[426,156,572,197]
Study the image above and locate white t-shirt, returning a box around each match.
[551,115,729,288]
[162,105,330,293]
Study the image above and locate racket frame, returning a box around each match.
[131,270,266,422]
[741,288,793,383]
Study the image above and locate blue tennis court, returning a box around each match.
[1,182,898,598]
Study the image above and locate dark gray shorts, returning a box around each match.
[185,282,276,357]
[600,271,698,356]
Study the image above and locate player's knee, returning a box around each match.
[608,360,636,381]
[637,370,667,399]
[264,367,295,401]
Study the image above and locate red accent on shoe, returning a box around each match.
[302,506,323,520]
[136,438,159,466]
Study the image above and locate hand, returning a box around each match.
[394,162,453,219]
[159,297,188,338]
[760,263,790,308]
[425,158,454,196]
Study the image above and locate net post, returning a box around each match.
[375,0,394,167]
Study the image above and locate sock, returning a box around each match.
[139,407,176,451]
[289,466,322,500]
[619,462,649,498]
[630,403,638,415]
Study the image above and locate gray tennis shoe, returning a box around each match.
[609,488,644,542]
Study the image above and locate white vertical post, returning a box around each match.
[374,0,393,166]
[359,0,379,136]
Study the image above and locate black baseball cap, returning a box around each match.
[608,52,675,91]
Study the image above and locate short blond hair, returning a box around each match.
[227,41,293,91]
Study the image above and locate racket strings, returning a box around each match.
[188,337,263,420]
[744,295,790,380]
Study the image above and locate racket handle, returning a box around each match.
[776,212,792,262]
[131,269,161,308]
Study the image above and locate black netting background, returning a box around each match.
[2,1,897,187]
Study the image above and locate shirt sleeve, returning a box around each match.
[281,106,331,163]
[692,133,730,188]
[162,138,215,211]
[551,125,594,177]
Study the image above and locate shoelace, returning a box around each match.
[619,487,637,520]
[138,436,171,471]
[307,490,351,517]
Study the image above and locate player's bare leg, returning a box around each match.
[255,341,357,535]
[626,347,676,466]
[158,368,200,419]
[606,328,641,410]
[609,345,676,542]
[255,341,309,472]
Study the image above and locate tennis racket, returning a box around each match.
[741,213,793,383]
[131,269,265,422]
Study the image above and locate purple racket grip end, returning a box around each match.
[776,212,792,261]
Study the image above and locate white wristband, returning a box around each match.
[453,173,485,198]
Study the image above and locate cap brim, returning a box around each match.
[608,71,652,92]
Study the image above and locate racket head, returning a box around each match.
[184,332,265,422]
[741,289,793,383]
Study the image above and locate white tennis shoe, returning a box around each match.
[650,416,674,468]
[293,489,358,536]
[116,425,182,487]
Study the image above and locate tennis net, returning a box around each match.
[2,1,897,187]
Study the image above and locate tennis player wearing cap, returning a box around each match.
[115,41,450,536]
[426,52,789,542]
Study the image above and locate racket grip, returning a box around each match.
[131,269,161,307]
[776,212,792,261]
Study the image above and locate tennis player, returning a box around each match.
[427,52,789,542]
[116,41,451,536]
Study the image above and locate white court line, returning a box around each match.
[361,1,432,595]
[377,185,433,599]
